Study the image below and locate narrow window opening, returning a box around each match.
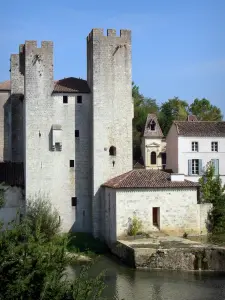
[151,151,156,165]
[192,142,198,152]
[71,197,77,207]
[192,159,199,175]
[152,207,160,228]
[211,142,218,152]
[77,95,82,104]
[150,120,156,131]
[63,95,68,103]
[70,160,74,167]
[109,146,116,156]
[75,130,79,137]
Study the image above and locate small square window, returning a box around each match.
[211,142,218,152]
[70,160,74,167]
[192,142,198,152]
[75,130,79,137]
[77,96,82,104]
[71,197,77,207]
[63,96,68,103]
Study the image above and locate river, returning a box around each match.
[70,254,225,300]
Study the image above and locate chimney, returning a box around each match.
[170,173,185,182]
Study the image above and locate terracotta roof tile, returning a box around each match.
[0,77,90,94]
[174,121,225,137]
[0,80,10,91]
[102,169,199,189]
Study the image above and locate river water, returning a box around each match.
[71,255,225,300]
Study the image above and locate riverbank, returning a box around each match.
[111,233,225,271]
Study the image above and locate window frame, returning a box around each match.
[191,159,199,175]
[191,141,198,152]
[211,141,218,152]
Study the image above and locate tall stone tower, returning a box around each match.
[87,29,133,237]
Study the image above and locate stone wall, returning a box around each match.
[0,91,10,161]
[115,188,207,237]
[0,185,24,230]
[87,29,133,237]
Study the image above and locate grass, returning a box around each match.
[67,232,110,255]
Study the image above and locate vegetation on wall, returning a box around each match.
[132,83,223,161]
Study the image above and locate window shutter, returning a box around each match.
[199,159,203,175]
[212,159,219,176]
[188,160,192,175]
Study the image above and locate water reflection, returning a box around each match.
[71,255,225,300]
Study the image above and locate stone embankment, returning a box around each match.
[110,233,225,271]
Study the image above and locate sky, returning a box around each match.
[1,0,225,115]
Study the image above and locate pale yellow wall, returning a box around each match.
[141,137,166,169]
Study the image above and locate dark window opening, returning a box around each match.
[152,207,160,228]
[109,146,116,156]
[71,197,77,206]
[77,96,82,103]
[70,160,74,167]
[148,119,156,131]
[151,151,156,164]
[63,95,68,103]
[75,130,79,137]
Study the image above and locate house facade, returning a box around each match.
[101,169,211,244]
[166,119,225,185]
[141,114,166,170]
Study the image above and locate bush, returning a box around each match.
[128,215,143,236]
[0,196,107,300]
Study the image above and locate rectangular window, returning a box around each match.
[192,141,198,152]
[71,197,77,207]
[70,160,74,167]
[77,95,82,104]
[211,159,219,175]
[211,142,218,152]
[63,95,68,103]
[75,130,79,137]
[192,159,199,175]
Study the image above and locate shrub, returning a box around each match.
[128,215,143,236]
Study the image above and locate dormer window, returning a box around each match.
[148,120,156,131]
[109,146,116,156]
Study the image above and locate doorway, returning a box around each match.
[152,207,160,228]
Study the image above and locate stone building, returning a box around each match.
[0,28,133,236]
[141,114,166,169]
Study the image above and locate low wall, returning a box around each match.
[0,185,25,229]
[111,241,225,271]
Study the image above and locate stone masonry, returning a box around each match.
[87,29,133,237]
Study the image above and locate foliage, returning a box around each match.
[0,197,107,300]
[199,163,225,234]
[128,215,143,236]
[132,82,159,161]
[158,97,189,136]
[189,98,223,121]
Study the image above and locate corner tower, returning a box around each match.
[87,29,133,237]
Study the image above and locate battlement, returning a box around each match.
[24,40,53,54]
[87,28,131,41]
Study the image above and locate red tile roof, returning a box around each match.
[174,121,225,137]
[102,169,199,189]
[0,77,90,93]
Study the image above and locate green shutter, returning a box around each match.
[188,160,192,175]
[199,159,203,175]
[211,159,219,176]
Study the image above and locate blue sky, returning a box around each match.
[1,0,225,115]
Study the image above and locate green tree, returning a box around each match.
[132,82,159,161]
[189,98,223,121]
[158,97,189,135]
[199,163,225,235]
[0,196,106,300]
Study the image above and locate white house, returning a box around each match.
[141,114,166,170]
[101,169,211,244]
[166,117,225,185]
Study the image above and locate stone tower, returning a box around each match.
[24,41,76,231]
[87,29,133,237]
